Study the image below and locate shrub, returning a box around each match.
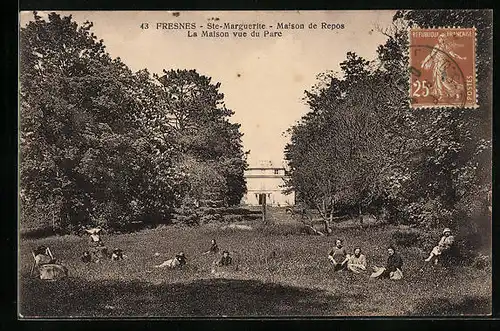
[222,214,244,223]
[391,227,433,248]
[199,214,223,225]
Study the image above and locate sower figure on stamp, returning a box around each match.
[421,33,467,101]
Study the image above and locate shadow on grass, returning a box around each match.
[20,227,58,240]
[19,276,364,317]
[411,296,491,316]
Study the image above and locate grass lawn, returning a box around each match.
[18,211,491,317]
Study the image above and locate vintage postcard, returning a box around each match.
[18,10,492,317]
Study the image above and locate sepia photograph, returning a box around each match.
[18,9,492,317]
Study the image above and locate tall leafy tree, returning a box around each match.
[20,12,183,231]
[152,69,247,207]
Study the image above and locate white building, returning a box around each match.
[241,160,295,206]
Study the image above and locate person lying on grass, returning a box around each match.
[370,245,403,280]
[202,239,220,255]
[328,239,349,271]
[154,252,187,269]
[424,228,454,265]
[347,247,367,273]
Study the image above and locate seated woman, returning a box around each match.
[347,247,367,273]
[424,228,454,265]
[328,239,349,271]
[217,250,233,267]
[86,228,109,259]
[202,239,220,255]
[33,245,56,266]
[86,228,103,246]
[370,245,403,280]
[155,252,187,269]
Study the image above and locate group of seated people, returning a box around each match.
[328,239,401,279]
[328,228,455,280]
[327,228,455,280]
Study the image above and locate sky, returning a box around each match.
[20,10,396,166]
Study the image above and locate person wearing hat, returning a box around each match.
[425,228,455,264]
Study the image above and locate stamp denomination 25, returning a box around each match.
[409,28,477,109]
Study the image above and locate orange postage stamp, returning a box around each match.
[409,27,477,108]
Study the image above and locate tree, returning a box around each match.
[20,12,184,232]
[285,9,492,244]
[285,53,392,233]
[152,69,247,207]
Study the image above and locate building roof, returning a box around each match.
[247,159,286,169]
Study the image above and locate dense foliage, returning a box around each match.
[285,10,492,244]
[20,12,246,232]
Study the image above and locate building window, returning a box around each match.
[274,169,279,174]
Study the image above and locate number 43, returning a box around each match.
[413,80,430,97]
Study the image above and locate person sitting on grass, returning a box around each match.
[85,227,109,260]
[370,245,403,280]
[424,228,455,265]
[217,250,233,267]
[33,245,56,266]
[155,252,187,269]
[328,239,349,271]
[347,247,367,274]
[81,251,92,263]
[202,239,220,255]
[86,228,104,247]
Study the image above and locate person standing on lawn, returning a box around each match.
[328,239,349,271]
[347,247,367,273]
[370,245,403,280]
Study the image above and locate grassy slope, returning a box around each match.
[18,217,491,317]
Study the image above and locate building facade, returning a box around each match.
[241,160,295,206]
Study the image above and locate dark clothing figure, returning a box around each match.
[111,249,124,261]
[81,251,92,263]
[208,243,219,254]
[203,240,220,255]
[371,246,404,280]
[386,252,403,274]
[217,254,233,266]
[375,252,403,279]
[176,253,187,266]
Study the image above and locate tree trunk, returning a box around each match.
[262,194,267,224]
[359,205,363,224]
[325,208,335,235]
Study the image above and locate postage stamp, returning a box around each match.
[409,27,477,109]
